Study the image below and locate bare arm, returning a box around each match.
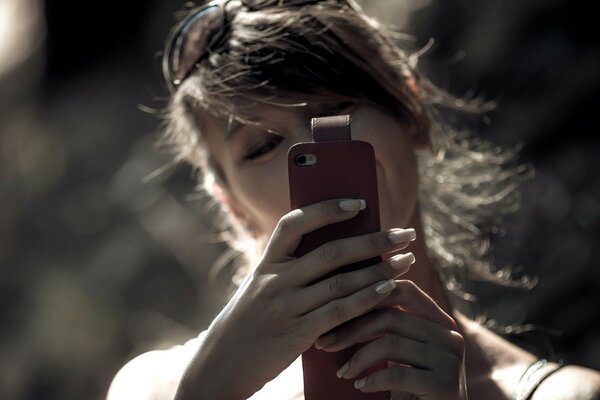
[531,365,600,400]
[110,199,416,399]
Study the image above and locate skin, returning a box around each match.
[204,101,421,240]
[191,100,465,398]
[107,99,600,400]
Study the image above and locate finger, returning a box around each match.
[380,280,458,331]
[289,228,416,285]
[301,279,397,339]
[260,198,366,264]
[292,253,414,315]
[316,307,464,358]
[353,365,458,397]
[336,334,459,380]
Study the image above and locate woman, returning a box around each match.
[108,0,600,398]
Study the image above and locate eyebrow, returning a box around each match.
[225,118,265,141]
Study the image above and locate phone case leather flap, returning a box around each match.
[311,114,351,142]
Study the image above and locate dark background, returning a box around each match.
[0,0,598,399]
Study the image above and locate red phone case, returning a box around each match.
[287,115,389,400]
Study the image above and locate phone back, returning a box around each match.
[287,116,389,400]
[288,140,381,275]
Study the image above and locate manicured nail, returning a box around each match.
[354,378,366,389]
[315,333,336,350]
[375,279,397,294]
[388,228,416,244]
[336,362,349,378]
[389,252,415,270]
[339,199,366,212]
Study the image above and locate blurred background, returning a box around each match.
[0,0,598,399]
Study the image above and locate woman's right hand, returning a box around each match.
[174,198,416,400]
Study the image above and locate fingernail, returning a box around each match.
[374,279,397,294]
[315,333,336,350]
[389,252,415,270]
[336,362,349,378]
[339,199,366,212]
[354,378,366,389]
[388,228,416,244]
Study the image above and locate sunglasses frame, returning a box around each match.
[162,0,359,92]
[162,0,231,92]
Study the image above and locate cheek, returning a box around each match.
[229,152,291,236]
[383,147,419,228]
[369,129,420,230]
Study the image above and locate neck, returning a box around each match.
[395,210,540,397]
[399,210,490,388]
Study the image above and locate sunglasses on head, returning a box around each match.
[162,0,230,92]
[161,0,357,92]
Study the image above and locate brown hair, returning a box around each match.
[159,0,533,298]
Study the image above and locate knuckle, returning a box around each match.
[265,298,286,320]
[396,279,417,298]
[385,334,401,353]
[401,279,418,292]
[389,366,406,384]
[278,212,300,234]
[256,274,279,300]
[282,318,314,348]
[287,317,307,338]
[319,242,340,263]
[373,262,392,281]
[368,231,387,251]
[290,317,308,337]
[327,275,348,297]
[317,201,334,216]
[329,301,347,322]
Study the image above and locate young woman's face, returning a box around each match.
[197,100,422,240]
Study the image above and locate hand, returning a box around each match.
[315,279,467,400]
[174,198,417,400]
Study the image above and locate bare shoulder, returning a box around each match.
[531,364,600,400]
[455,313,600,400]
[106,336,203,400]
[106,349,176,400]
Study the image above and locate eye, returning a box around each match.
[243,134,284,161]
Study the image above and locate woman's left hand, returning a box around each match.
[314,279,467,400]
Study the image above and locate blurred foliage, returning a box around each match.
[0,0,598,399]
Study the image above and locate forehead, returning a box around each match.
[195,98,344,140]
[195,103,299,138]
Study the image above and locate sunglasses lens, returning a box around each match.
[166,4,224,86]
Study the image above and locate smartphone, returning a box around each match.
[287,115,389,400]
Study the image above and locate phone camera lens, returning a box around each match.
[295,153,316,167]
